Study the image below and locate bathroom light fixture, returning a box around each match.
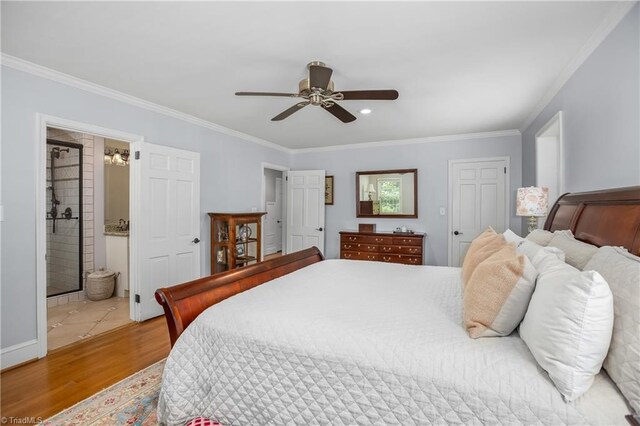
[104,147,130,166]
[359,108,372,115]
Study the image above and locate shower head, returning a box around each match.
[51,147,70,158]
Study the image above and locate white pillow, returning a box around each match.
[519,257,614,401]
[502,229,524,246]
[525,229,554,246]
[584,246,640,413]
[548,231,598,270]
[517,239,565,269]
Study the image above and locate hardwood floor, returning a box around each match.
[1,317,170,422]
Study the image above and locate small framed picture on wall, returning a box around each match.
[325,176,334,205]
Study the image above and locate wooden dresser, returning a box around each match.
[339,231,425,265]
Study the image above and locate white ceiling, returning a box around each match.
[1,2,627,149]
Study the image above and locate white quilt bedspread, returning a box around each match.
[158,260,628,425]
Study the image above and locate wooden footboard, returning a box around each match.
[155,247,325,346]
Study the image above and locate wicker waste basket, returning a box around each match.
[86,270,116,301]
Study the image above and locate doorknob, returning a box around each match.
[192,237,201,244]
[277,220,281,223]
[316,227,323,231]
[453,231,462,236]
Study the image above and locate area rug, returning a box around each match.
[43,359,165,425]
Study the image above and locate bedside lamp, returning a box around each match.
[367,184,376,201]
[516,187,549,233]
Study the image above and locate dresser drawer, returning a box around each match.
[341,243,378,252]
[341,234,371,244]
[379,254,422,265]
[369,235,393,245]
[392,236,423,246]
[379,245,422,255]
[341,251,379,261]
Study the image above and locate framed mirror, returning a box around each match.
[356,169,418,218]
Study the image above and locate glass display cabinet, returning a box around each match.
[208,212,267,275]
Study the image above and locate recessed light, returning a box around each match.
[359,108,372,115]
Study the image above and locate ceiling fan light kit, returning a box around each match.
[235,61,399,123]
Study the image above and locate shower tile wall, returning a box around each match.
[46,129,95,299]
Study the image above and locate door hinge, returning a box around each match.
[135,151,140,160]
[285,176,288,181]
[134,294,141,303]
[504,167,506,174]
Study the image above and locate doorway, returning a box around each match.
[45,128,133,351]
[37,115,143,358]
[535,111,564,213]
[448,157,510,267]
[261,163,289,259]
[264,169,284,256]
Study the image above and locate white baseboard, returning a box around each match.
[1,339,39,369]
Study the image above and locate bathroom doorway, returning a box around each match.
[45,127,133,351]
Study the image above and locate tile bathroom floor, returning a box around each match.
[47,296,132,351]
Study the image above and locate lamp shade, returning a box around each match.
[516,187,549,217]
[367,184,376,193]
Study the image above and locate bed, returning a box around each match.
[155,186,640,425]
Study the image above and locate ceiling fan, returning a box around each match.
[235,61,399,123]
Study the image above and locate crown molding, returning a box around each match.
[519,1,637,133]
[1,53,293,154]
[291,129,521,154]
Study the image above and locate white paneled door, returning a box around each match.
[137,143,200,320]
[449,158,508,267]
[286,170,325,255]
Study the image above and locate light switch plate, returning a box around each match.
[0,205,4,221]
[439,207,445,216]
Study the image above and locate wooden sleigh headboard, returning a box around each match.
[544,185,640,256]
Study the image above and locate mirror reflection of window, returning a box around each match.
[377,178,402,214]
[355,169,417,218]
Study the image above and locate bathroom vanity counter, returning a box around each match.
[104,224,129,237]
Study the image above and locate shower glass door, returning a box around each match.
[46,140,83,297]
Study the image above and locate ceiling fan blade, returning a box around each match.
[309,65,333,90]
[322,103,356,123]
[236,92,299,97]
[271,102,309,121]
[339,90,399,100]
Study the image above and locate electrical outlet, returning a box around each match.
[439,207,446,216]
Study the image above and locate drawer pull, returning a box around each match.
[349,236,357,241]
[344,244,352,249]
[383,256,391,261]
[368,246,375,250]
[344,253,352,258]
[375,238,383,242]
[409,248,418,253]
[383,247,391,252]
[409,258,418,263]
[368,255,375,260]
[403,239,409,243]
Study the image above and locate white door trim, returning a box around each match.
[447,156,510,266]
[260,162,289,260]
[535,111,565,195]
[36,114,144,359]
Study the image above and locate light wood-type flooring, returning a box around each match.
[1,317,170,424]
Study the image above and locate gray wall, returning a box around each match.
[522,4,640,192]
[292,134,522,265]
[1,66,291,349]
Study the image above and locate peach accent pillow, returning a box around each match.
[464,243,538,338]
[461,228,506,286]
